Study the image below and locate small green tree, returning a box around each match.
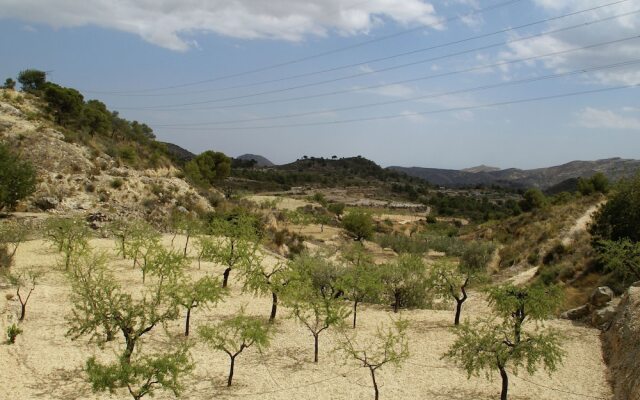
[170,275,225,336]
[45,217,90,270]
[445,284,565,400]
[208,214,260,288]
[240,256,291,322]
[0,220,29,268]
[184,150,231,188]
[3,78,16,90]
[44,83,85,126]
[198,311,272,386]
[337,319,410,400]
[9,269,42,321]
[338,244,382,328]
[590,173,640,243]
[328,202,346,218]
[343,210,374,241]
[519,188,547,212]
[109,219,135,260]
[86,344,193,400]
[596,239,640,287]
[17,69,46,92]
[122,221,161,269]
[380,254,429,313]
[287,260,350,362]
[169,210,202,257]
[429,241,493,325]
[0,143,37,211]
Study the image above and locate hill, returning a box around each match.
[0,88,211,220]
[390,158,640,189]
[461,165,501,173]
[162,142,196,166]
[236,153,275,167]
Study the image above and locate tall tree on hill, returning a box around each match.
[185,150,231,188]
[17,69,46,92]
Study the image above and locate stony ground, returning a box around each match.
[0,234,613,400]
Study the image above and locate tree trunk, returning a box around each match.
[123,337,136,363]
[185,307,192,336]
[228,355,236,386]
[393,292,400,313]
[499,364,509,400]
[353,300,358,329]
[269,292,278,322]
[454,299,464,325]
[222,268,231,288]
[183,234,190,257]
[120,238,126,259]
[19,302,26,321]
[314,334,319,363]
[370,367,379,400]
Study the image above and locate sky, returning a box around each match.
[0,0,639,169]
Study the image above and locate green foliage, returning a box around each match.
[337,319,409,400]
[6,323,22,344]
[380,254,429,312]
[184,150,231,187]
[44,83,84,125]
[239,256,291,322]
[590,173,640,243]
[45,217,90,270]
[327,202,346,217]
[199,310,272,386]
[170,275,225,336]
[86,345,193,400]
[577,172,609,196]
[83,99,112,136]
[338,244,382,328]
[0,220,29,267]
[445,283,565,400]
[286,254,350,362]
[520,188,548,212]
[18,69,46,92]
[342,209,374,241]
[110,178,124,189]
[3,78,16,90]
[596,239,640,287]
[375,233,430,255]
[0,143,37,211]
[8,269,42,321]
[169,210,203,257]
[121,221,161,273]
[459,241,495,273]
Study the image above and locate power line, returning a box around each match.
[98,0,633,98]
[121,9,640,110]
[131,35,640,112]
[157,84,638,131]
[85,0,525,95]
[150,58,640,127]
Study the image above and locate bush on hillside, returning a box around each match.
[0,143,37,211]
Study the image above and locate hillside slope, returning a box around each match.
[0,89,211,220]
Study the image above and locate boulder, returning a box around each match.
[590,286,614,308]
[592,304,616,328]
[35,196,59,211]
[561,304,590,320]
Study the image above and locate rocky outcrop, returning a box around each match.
[561,286,618,329]
[603,284,640,400]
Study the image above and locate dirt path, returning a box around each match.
[561,203,603,247]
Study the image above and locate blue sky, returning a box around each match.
[1,0,639,169]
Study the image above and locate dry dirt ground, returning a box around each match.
[1,235,612,400]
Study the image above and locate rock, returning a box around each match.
[35,196,59,211]
[592,304,617,328]
[632,281,640,287]
[175,206,189,214]
[590,286,615,307]
[561,304,590,320]
[0,102,22,117]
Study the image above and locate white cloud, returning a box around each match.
[498,0,640,85]
[577,107,640,130]
[0,0,442,51]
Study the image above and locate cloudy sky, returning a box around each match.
[1,0,639,169]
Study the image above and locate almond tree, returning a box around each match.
[198,311,271,386]
[337,319,409,400]
[239,255,291,322]
[208,214,260,288]
[9,269,42,321]
[45,217,89,270]
[0,220,28,268]
[380,254,429,313]
[338,244,382,328]
[287,255,350,362]
[445,284,565,400]
[109,218,135,260]
[170,275,226,336]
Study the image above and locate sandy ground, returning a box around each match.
[0,235,612,400]
[561,203,603,247]
[245,195,312,211]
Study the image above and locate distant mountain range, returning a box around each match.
[236,153,275,167]
[389,158,640,189]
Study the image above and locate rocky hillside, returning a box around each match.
[0,89,211,221]
[390,158,640,189]
[236,153,275,167]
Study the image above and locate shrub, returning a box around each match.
[0,143,37,211]
[342,210,374,241]
[6,324,22,344]
[109,178,124,189]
